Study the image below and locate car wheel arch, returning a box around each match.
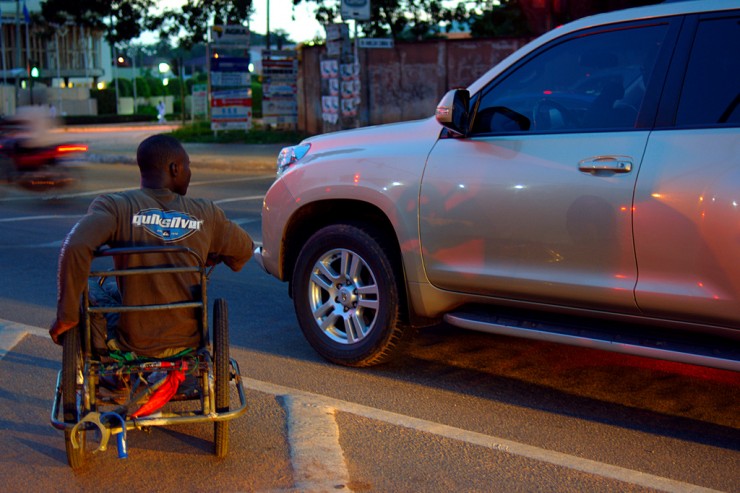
[282,199,411,325]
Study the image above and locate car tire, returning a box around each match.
[292,223,411,367]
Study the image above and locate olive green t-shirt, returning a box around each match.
[56,187,253,357]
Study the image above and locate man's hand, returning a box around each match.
[205,253,223,267]
[49,319,77,345]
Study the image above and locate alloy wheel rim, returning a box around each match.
[307,248,380,345]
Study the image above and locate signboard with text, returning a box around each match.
[210,89,252,130]
[262,50,298,125]
[208,25,252,131]
[358,38,394,49]
[341,0,371,21]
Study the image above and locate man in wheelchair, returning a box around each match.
[49,134,253,358]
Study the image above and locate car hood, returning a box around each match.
[297,117,442,167]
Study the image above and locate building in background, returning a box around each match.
[0,0,108,116]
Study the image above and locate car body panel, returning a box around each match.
[420,131,648,311]
[634,128,740,328]
[260,118,442,282]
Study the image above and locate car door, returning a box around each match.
[420,19,678,311]
[634,11,740,328]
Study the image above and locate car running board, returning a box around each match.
[444,309,740,373]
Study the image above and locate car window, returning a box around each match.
[471,24,669,135]
[675,16,740,127]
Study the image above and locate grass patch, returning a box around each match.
[170,121,309,144]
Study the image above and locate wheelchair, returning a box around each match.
[50,246,248,469]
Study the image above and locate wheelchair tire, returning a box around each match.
[213,298,229,458]
[62,325,85,469]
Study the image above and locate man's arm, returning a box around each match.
[50,197,117,344]
[209,204,253,272]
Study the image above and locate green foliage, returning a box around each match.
[467,0,531,38]
[147,78,166,97]
[154,0,253,50]
[134,77,152,98]
[137,104,157,117]
[165,77,184,97]
[90,88,117,115]
[113,78,133,97]
[311,0,462,40]
[39,0,157,44]
[251,78,263,119]
[170,121,308,144]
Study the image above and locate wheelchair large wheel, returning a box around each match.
[213,298,229,457]
[62,325,86,469]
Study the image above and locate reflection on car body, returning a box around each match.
[256,0,740,371]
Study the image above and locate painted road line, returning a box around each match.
[0,319,49,359]
[0,176,270,203]
[0,214,82,223]
[0,240,64,250]
[242,377,723,493]
[281,395,352,492]
[213,195,264,204]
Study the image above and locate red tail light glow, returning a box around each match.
[56,144,88,153]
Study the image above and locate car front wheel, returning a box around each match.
[292,223,411,367]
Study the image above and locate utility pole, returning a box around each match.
[23,1,31,104]
[131,46,137,113]
[14,0,20,109]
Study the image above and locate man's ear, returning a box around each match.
[169,161,177,175]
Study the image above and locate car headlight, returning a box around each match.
[277,143,311,176]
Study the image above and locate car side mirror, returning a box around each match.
[435,89,470,137]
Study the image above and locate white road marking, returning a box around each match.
[231,218,260,226]
[281,395,353,492]
[0,175,272,202]
[213,195,264,204]
[0,240,64,250]
[0,319,724,493]
[0,319,48,359]
[0,214,81,223]
[189,175,274,187]
[241,383,722,493]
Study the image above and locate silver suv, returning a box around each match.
[255,0,740,371]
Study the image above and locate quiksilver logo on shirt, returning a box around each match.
[132,209,203,241]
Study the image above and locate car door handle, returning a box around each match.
[578,156,633,173]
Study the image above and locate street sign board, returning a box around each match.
[262,50,299,125]
[341,0,371,21]
[210,25,250,46]
[358,38,394,49]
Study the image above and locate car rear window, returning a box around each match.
[675,15,740,127]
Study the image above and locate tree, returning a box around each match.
[306,0,457,40]
[461,0,531,38]
[296,0,666,40]
[39,0,157,45]
[154,0,253,50]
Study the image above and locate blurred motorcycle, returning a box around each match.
[0,108,88,192]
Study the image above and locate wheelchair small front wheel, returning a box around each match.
[213,298,230,458]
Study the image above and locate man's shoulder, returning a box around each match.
[183,196,221,212]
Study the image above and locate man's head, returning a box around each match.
[136,134,191,195]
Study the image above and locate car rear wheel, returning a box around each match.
[292,223,411,367]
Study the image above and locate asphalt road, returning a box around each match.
[0,126,738,492]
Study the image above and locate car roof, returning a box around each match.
[467,0,740,95]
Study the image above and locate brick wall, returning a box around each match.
[297,37,529,135]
